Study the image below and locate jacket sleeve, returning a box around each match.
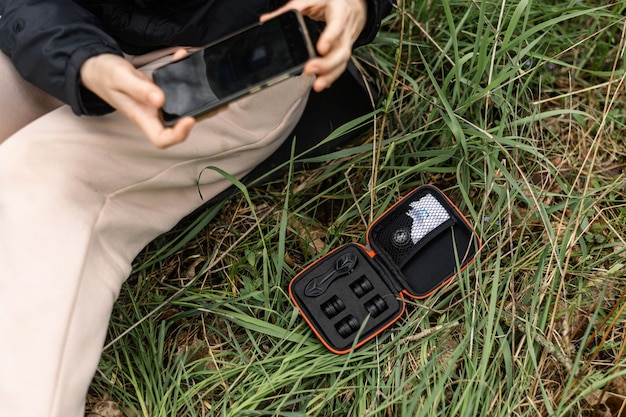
[0,0,123,115]
[356,0,395,47]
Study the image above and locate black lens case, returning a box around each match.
[289,185,480,353]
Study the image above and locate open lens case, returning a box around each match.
[289,185,481,353]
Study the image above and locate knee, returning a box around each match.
[0,137,129,298]
[0,138,103,222]
[0,54,62,144]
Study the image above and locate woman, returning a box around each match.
[0,0,394,416]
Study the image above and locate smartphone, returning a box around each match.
[153,10,315,126]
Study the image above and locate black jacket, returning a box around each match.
[0,0,394,116]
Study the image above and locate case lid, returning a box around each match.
[367,185,478,298]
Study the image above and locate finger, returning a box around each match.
[172,48,189,62]
[259,7,284,22]
[305,42,351,76]
[261,0,325,22]
[311,63,347,91]
[259,2,295,22]
[117,95,192,148]
[315,8,348,55]
[165,116,196,147]
[111,90,173,142]
[304,50,350,91]
[149,116,196,148]
[109,65,164,108]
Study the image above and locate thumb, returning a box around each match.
[124,69,165,108]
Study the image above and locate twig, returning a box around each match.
[401,320,461,343]
[500,310,575,374]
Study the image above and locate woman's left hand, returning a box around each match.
[80,49,196,148]
[261,0,368,92]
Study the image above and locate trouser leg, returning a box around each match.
[0,53,62,142]
[0,54,312,416]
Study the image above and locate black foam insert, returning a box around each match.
[290,244,403,352]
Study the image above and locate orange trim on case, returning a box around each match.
[287,245,359,354]
[287,243,405,354]
[288,276,407,354]
[366,184,482,299]
[405,185,482,299]
[288,284,347,354]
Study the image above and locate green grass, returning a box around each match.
[88,1,626,416]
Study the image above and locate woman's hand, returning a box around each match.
[80,51,195,148]
[261,0,368,92]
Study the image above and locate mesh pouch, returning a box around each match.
[369,190,456,269]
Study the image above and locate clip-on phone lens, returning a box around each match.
[350,276,374,298]
[321,296,346,319]
[335,315,359,338]
[364,295,388,318]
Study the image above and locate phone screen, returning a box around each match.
[154,11,314,125]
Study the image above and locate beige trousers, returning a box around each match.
[0,51,312,417]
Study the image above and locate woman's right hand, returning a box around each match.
[261,0,368,92]
[80,52,195,148]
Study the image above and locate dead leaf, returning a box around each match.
[87,400,124,417]
[585,377,626,416]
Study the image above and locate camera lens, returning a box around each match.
[364,295,388,318]
[321,296,346,319]
[335,315,360,338]
[350,276,374,298]
[392,227,411,247]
